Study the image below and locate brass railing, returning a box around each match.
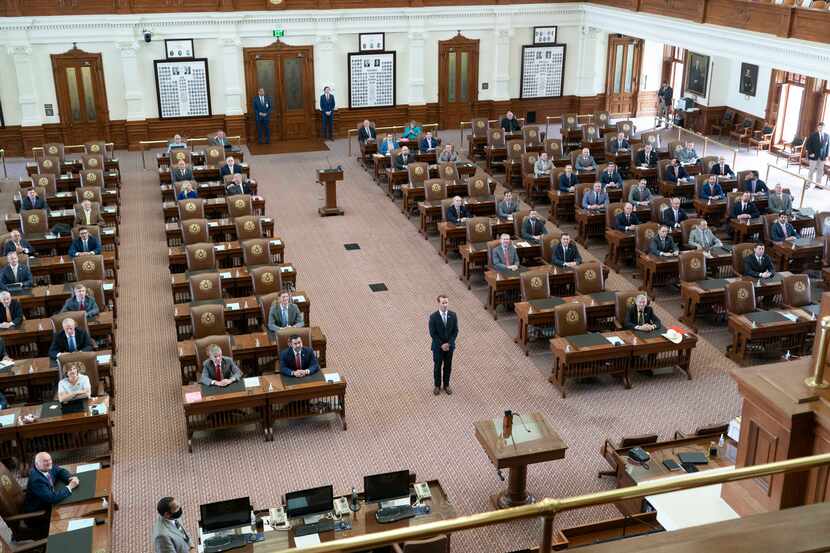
[347,124,439,157]
[660,122,739,169]
[270,452,830,553]
[765,163,824,209]
[32,142,115,162]
[541,112,633,143]
[138,136,242,170]
[459,117,526,147]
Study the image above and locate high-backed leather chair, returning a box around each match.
[0,460,49,543]
[250,266,283,296]
[782,274,811,308]
[79,169,104,188]
[235,216,263,241]
[540,233,562,265]
[615,291,639,328]
[465,218,491,245]
[189,273,223,301]
[258,292,280,328]
[574,183,591,211]
[554,302,587,337]
[37,156,61,175]
[657,159,672,182]
[593,111,611,128]
[204,146,224,168]
[80,280,108,315]
[51,310,89,336]
[407,163,429,188]
[440,198,456,222]
[680,218,702,246]
[423,179,447,203]
[520,270,551,301]
[391,535,450,553]
[20,209,49,237]
[635,223,659,255]
[471,117,489,138]
[605,202,624,230]
[762,213,780,243]
[487,128,506,150]
[523,126,541,148]
[32,173,57,195]
[486,239,505,270]
[241,239,271,267]
[679,250,706,282]
[438,163,460,186]
[195,334,232,373]
[700,156,718,174]
[178,198,205,221]
[43,143,65,163]
[562,113,579,131]
[191,304,226,339]
[513,210,529,238]
[57,351,104,396]
[731,243,756,276]
[545,138,562,159]
[73,254,106,281]
[505,140,524,186]
[581,124,600,143]
[651,197,671,223]
[726,280,756,315]
[467,172,490,199]
[224,195,252,219]
[276,326,311,351]
[181,219,209,245]
[169,149,192,166]
[574,262,605,295]
[81,154,104,171]
[186,243,217,273]
[71,225,101,244]
[816,211,830,236]
[75,186,102,204]
[85,141,108,158]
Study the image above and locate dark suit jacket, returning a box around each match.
[522,217,548,239]
[500,117,522,132]
[68,236,101,257]
[552,243,582,267]
[420,137,440,151]
[171,168,193,183]
[700,183,724,200]
[614,212,640,231]
[710,163,734,177]
[320,94,335,114]
[358,126,376,143]
[662,208,687,226]
[394,153,413,170]
[743,179,767,194]
[252,96,273,120]
[599,171,623,186]
[429,310,458,352]
[731,201,759,220]
[279,347,320,376]
[0,264,33,290]
[805,131,829,160]
[200,356,242,385]
[24,466,73,513]
[49,329,95,361]
[558,173,579,192]
[664,165,688,183]
[219,164,243,177]
[0,299,23,327]
[22,197,48,211]
[609,139,630,153]
[636,150,657,167]
[225,182,252,196]
[771,222,798,241]
[61,296,99,319]
[624,305,662,330]
[744,254,776,278]
[649,235,678,256]
[446,204,471,225]
[3,239,34,256]
[658,85,673,104]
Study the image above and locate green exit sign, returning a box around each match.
[273,29,285,38]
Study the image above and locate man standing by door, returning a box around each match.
[806,122,829,187]
[428,295,458,396]
[253,88,273,144]
[320,86,335,141]
[657,82,673,127]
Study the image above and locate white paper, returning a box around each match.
[324,373,341,383]
[271,240,282,246]
[0,360,13,370]
[0,414,15,427]
[292,296,306,303]
[96,354,112,364]
[208,222,219,227]
[103,283,114,290]
[606,336,625,346]
[214,244,226,251]
[280,266,291,272]
[294,534,321,547]
[227,303,240,311]
[76,463,101,473]
[781,312,798,321]
[67,518,95,531]
[220,272,232,279]
[244,377,261,388]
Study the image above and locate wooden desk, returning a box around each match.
[23,252,118,285]
[159,164,250,184]
[20,228,118,260]
[182,370,345,451]
[6,209,118,233]
[165,217,274,247]
[475,412,567,509]
[575,208,606,245]
[170,264,295,303]
[13,189,120,212]
[437,214,508,262]
[162,196,266,221]
[771,238,823,272]
[639,248,732,297]
[5,281,116,320]
[727,309,814,365]
[160,180,259,202]
[27,159,120,176]
[400,163,479,214]
[168,239,284,273]
[660,179,696,202]
[0,352,114,405]
[157,150,244,167]
[459,236,540,289]
[0,315,115,358]
[48,466,114,553]
[547,189,575,224]
[21,171,120,191]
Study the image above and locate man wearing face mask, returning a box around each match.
[153,496,194,553]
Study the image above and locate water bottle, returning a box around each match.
[102,497,109,510]
[718,433,725,448]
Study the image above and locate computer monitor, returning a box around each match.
[200,497,252,533]
[363,470,411,503]
[285,485,334,519]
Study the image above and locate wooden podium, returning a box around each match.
[317,168,344,217]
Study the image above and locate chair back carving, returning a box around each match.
[554,302,587,337]
[616,120,634,137]
[680,218,702,246]
[21,209,49,236]
[195,335,232,373]
[205,146,224,167]
[593,111,610,127]
[51,310,89,336]
[520,270,551,301]
[81,154,104,170]
[726,280,756,315]
[467,172,490,198]
[507,139,524,162]
[407,163,429,188]
[170,149,192,166]
[487,128,506,148]
[521,152,539,176]
[679,250,706,282]
[38,156,61,175]
[561,113,579,131]
[32,173,57,195]
[241,238,271,267]
[438,163,460,186]
[513,210,529,238]
[73,254,105,281]
[235,216,263,241]
[43,143,65,163]
[465,218,491,245]
[57,351,100,393]
[523,126,541,147]
[181,218,209,245]
[731,242,756,276]
[226,194,253,219]
[782,274,811,308]
[189,272,222,301]
[581,124,600,142]
[651,197,671,223]
[574,261,605,295]
[76,186,102,204]
[574,184,591,210]
[635,223,659,254]
[700,155,718,173]
[185,242,217,273]
[615,291,639,328]
[423,179,447,203]
[276,326,312,351]
[191,304,226,339]
[471,118,489,138]
[606,202,624,229]
[545,138,562,159]
[79,169,104,188]
[250,266,283,296]
[177,198,205,221]
[84,141,109,158]
[541,233,562,264]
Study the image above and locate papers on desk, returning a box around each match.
[56,192,72,197]
[294,534,321,548]
[244,377,261,389]
[728,417,741,442]
[0,414,15,428]
[515,241,531,248]
[507,215,513,221]
[199,183,209,188]
[606,336,625,346]
[208,222,219,227]
[324,373,341,383]
[96,354,112,365]
[780,312,798,322]
[271,239,282,246]
[262,218,272,223]
[292,295,306,303]
[214,244,226,251]
[220,271,232,279]
[103,228,115,235]
[0,360,13,371]
[67,518,95,531]
[227,303,240,311]
[45,233,57,240]
[103,283,114,290]
[185,391,202,403]
[280,266,292,272]
[76,463,101,473]
[50,211,62,217]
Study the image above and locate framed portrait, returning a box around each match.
[348,52,396,109]
[684,51,710,97]
[520,44,567,99]
[739,63,759,97]
[359,33,385,52]
[164,39,195,60]
[154,59,212,118]
[533,26,558,45]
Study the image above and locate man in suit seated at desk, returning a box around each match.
[153,497,193,553]
[552,233,582,268]
[209,129,232,149]
[731,191,759,222]
[279,334,320,378]
[219,156,243,178]
[768,183,793,213]
[628,179,652,207]
[0,251,33,291]
[200,343,242,387]
[677,141,699,164]
[171,159,193,183]
[497,191,518,219]
[0,291,23,329]
[688,219,722,251]
[60,283,99,320]
[267,290,305,331]
[420,131,440,152]
[624,294,662,331]
[48,318,95,362]
[438,144,459,163]
[522,210,548,241]
[662,197,687,228]
[225,173,252,196]
[358,120,376,144]
[614,202,640,232]
[609,132,630,154]
[500,111,522,133]
[22,188,48,211]
[771,211,799,242]
[167,134,186,153]
[700,175,724,201]
[492,234,519,272]
[558,164,579,192]
[74,199,105,227]
[3,229,34,256]
[394,146,413,170]
[582,182,608,210]
[635,144,658,168]
[650,225,679,257]
[744,243,775,279]
[534,152,552,177]
[743,171,767,195]
[574,148,597,173]
[24,452,80,537]
[710,156,735,178]
[446,196,471,225]
[664,158,689,183]
[68,227,101,257]
[379,133,398,156]
[599,162,623,188]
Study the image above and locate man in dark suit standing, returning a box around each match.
[201,344,243,386]
[22,188,48,211]
[358,120,376,144]
[624,294,662,331]
[219,156,243,178]
[429,295,458,396]
[253,88,273,144]
[24,451,79,536]
[744,243,775,279]
[279,335,320,378]
[806,122,829,185]
[320,86,335,141]
[657,82,673,125]
[0,251,33,291]
[48,318,95,362]
[0,291,23,329]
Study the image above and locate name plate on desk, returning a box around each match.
[567,333,611,348]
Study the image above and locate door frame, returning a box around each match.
[438,34,479,130]
[50,48,111,144]
[604,35,643,116]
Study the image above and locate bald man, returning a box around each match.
[24,452,79,535]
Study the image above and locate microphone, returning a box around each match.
[325,156,333,170]
[511,411,532,432]
[349,487,360,512]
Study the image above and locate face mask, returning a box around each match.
[169,508,183,520]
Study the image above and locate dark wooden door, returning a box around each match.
[605,35,643,115]
[243,42,316,142]
[438,35,479,129]
[50,49,110,145]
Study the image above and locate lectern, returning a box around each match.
[317,168,344,217]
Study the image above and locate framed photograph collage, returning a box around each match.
[348,52,396,109]
[520,44,567,99]
[154,59,212,119]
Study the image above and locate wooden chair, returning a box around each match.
[731,243,756,276]
[234,216,264,241]
[204,145,224,168]
[84,141,109,159]
[574,262,605,295]
[241,239,271,267]
[504,139,525,189]
[0,460,49,544]
[31,174,57,196]
[79,169,104,188]
[748,124,775,154]
[189,273,223,302]
[42,143,65,163]
[544,138,563,160]
[250,266,283,296]
[181,219,209,245]
[226,195,253,219]
[679,250,706,283]
[725,280,756,315]
[392,535,450,553]
[80,154,104,171]
[73,254,106,281]
[674,422,730,439]
[784,138,805,170]
[37,156,61,176]
[191,304,226,339]
[710,110,735,136]
[185,243,217,273]
[194,335,232,374]
[169,149,192,166]
[729,117,756,148]
[554,302,587,337]
[781,274,812,309]
[614,291,639,329]
[523,126,542,149]
[438,163,460,187]
[57,351,105,397]
[466,171,491,200]
[177,198,205,221]
[615,120,634,138]
[598,434,659,478]
[520,269,551,300]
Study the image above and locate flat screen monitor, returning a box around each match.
[363,470,410,503]
[285,485,334,519]
[200,497,252,532]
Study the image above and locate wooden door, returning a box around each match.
[50,49,110,145]
[605,35,643,115]
[438,35,479,129]
[243,42,315,142]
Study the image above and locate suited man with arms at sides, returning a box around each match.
[171,160,193,183]
[497,191,518,219]
[446,196,471,225]
[279,335,320,378]
[166,134,186,153]
[636,144,658,168]
[771,212,799,242]
[574,148,597,173]
[558,164,579,192]
[768,183,793,213]
[744,243,775,278]
[253,88,273,145]
[0,251,33,291]
[614,202,640,232]
[650,225,679,257]
[358,119,376,144]
[500,111,522,133]
[394,146,413,170]
[318,86,336,141]
[24,452,79,536]
[219,156,242,178]
[3,229,34,256]
[153,496,193,553]
[609,132,630,154]
[68,227,101,257]
[420,131,440,152]
[743,171,767,195]
[200,344,242,386]
[49,318,95,362]
[731,191,759,221]
[700,175,724,200]
[624,294,662,331]
[438,144,458,163]
[22,188,48,211]
[428,295,458,395]
[0,291,23,329]
[657,82,673,124]
[599,162,623,188]
[74,199,105,227]
[225,173,252,196]
[492,234,519,272]
[662,197,687,228]
[522,210,549,241]
[664,158,689,183]
[553,233,582,267]
[710,156,735,178]
[688,219,722,251]
[628,179,652,206]
[805,122,829,185]
[61,283,99,320]
[267,290,304,331]
[582,182,608,210]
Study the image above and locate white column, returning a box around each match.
[576,26,602,96]
[407,30,426,105]
[492,28,512,102]
[314,33,337,108]
[8,45,41,126]
[220,35,243,116]
[117,41,144,121]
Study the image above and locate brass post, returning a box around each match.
[806,316,830,388]
[539,513,555,553]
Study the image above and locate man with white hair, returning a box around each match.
[200,344,242,387]
[48,317,95,361]
[24,452,79,535]
[624,294,661,332]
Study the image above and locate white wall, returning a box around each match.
[640,40,663,93]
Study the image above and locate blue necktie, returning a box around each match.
[282,307,288,325]
[69,335,76,352]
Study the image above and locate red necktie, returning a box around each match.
[295,351,302,371]
[46,472,53,487]
[214,361,222,381]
